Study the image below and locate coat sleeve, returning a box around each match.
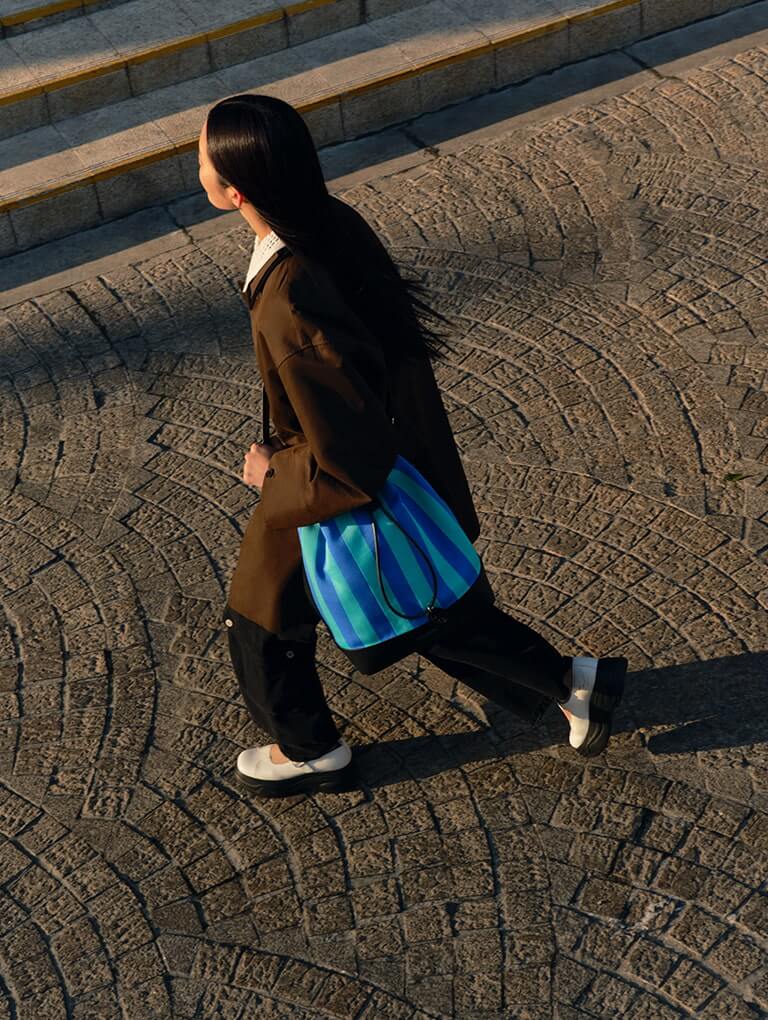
[257,319,399,530]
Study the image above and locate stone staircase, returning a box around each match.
[0,0,756,258]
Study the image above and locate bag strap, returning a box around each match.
[262,386,271,446]
[249,245,291,446]
[371,498,442,622]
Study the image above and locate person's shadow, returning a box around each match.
[351,651,768,790]
[620,650,767,756]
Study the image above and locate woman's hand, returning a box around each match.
[243,442,276,489]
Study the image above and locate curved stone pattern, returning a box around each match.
[0,39,767,1020]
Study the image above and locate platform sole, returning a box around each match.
[575,656,627,758]
[236,760,360,798]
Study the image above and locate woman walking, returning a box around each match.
[197,94,627,798]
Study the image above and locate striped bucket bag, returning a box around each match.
[262,384,489,675]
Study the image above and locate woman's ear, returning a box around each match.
[228,185,247,209]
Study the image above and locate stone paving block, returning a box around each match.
[0,123,78,200]
[303,100,346,148]
[308,21,412,92]
[0,37,31,94]
[176,0,271,30]
[365,0,433,17]
[209,19,288,69]
[127,43,212,96]
[91,0,199,52]
[216,44,324,106]
[699,990,765,1020]
[0,210,16,256]
[47,67,133,123]
[494,24,570,87]
[369,0,486,63]
[342,75,422,137]
[705,930,765,983]
[9,186,102,252]
[417,49,496,111]
[570,3,642,61]
[288,0,363,46]
[663,957,725,1011]
[641,0,714,37]
[54,98,169,166]
[142,74,224,148]
[0,92,48,143]
[6,17,117,82]
[455,0,557,43]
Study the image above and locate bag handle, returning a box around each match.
[371,498,443,623]
[262,385,271,446]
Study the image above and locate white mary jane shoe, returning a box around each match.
[558,655,627,757]
[236,739,357,797]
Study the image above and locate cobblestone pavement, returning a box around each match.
[1,26,768,1020]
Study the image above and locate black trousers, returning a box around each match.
[225,599,571,762]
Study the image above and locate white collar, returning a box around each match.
[243,230,287,293]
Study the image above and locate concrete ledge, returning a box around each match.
[1,0,421,34]
[0,0,115,35]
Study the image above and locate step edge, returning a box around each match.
[0,0,629,108]
[570,0,638,23]
[3,35,512,214]
[1,0,89,29]
[0,4,296,105]
[2,0,731,222]
[1,0,331,29]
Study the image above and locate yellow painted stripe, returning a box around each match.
[205,9,283,44]
[0,0,650,214]
[493,17,569,49]
[284,0,337,14]
[3,145,184,211]
[0,0,324,31]
[1,0,84,27]
[0,6,289,107]
[571,0,639,23]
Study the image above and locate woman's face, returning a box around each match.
[198,119,239,211]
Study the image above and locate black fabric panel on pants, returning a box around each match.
[419,603,571,704]
[224,605,341,762]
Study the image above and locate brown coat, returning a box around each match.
[227,247,481,634]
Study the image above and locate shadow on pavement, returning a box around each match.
[632,650,768,755]
[354,650,768,789]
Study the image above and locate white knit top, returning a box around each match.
[242,230,287,293]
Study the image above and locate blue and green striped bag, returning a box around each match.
[297,453,483,674]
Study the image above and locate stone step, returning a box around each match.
[0,0,129,38]
[0,0,432,139]
[0,0,756,257]
[0,0,421,36]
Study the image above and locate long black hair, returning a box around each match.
[205,93,453,364]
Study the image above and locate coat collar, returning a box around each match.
[239,246,293,310]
